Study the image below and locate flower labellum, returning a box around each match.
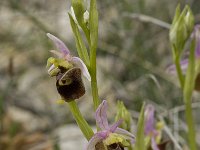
[56,67,85,101]
[46,33,91,102]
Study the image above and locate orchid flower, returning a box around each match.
[46,33,91,102]
[47,33,91,81]
[85,100,135,150]
[144,105,163,150]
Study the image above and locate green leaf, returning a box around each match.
[134,103,146,150]
[68,13,90,66]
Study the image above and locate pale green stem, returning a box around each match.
[184,100,197,150]
[183,40,197,150]
[68,101,94,140]
[174,55,184,89]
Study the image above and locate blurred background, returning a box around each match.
[0,0,200,149]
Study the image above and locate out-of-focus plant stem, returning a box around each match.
[68,101,94,140]
[184,100,196,150]
[183,40,197,150]
[0,95,3,133]
[174,55,184,89]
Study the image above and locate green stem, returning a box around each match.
[174,55,184,89]
[68,101,94,140]
[183,40,197,150]
[184,100,197,150]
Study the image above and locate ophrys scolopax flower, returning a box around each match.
[46,33,90,102]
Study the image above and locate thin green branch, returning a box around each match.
[68,101,94,141]
[174,55,184,89]
[183,40,197,150]
[184,101,197,150]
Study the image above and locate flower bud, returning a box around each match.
[115,101,131,131]
[169,5,194,55]
[184,8,194,34]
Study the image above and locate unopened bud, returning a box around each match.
[115,101,131,131]
[169,5,194,55]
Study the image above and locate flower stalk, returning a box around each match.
[68,101,94,140]
[174,54,184,89]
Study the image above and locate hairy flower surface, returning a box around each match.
[85,100,135,150]
[46,33,91,101]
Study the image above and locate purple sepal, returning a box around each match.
[47,33,70,56]
[95,100,109,130]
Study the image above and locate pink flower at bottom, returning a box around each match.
[85,100,135,150]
